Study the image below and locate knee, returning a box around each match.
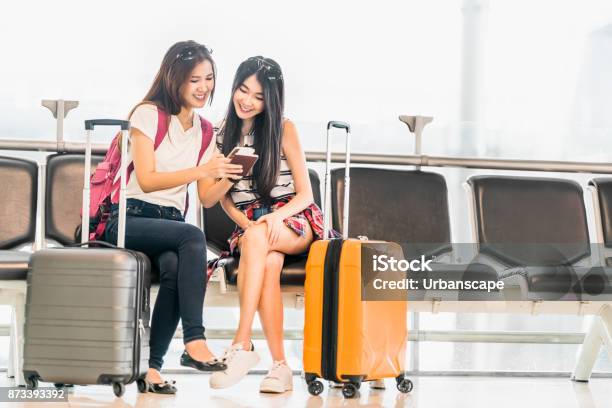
[263,252,284,286]
[265,252,284,274]
[179,224,206,253]
[241,224,268,250]
[157,251,179,285]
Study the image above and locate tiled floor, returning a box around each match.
[1,373,611,408]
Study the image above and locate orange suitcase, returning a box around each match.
[303,121,412,398]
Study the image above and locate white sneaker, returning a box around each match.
[259,360,293,393]
[209,342,260,389]
[370,379,386,389]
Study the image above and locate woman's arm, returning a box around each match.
[197,172,235,208]
[254,120,314,244]
[269,120,314,219]
[220,193,252,229]
[131,129,242,193]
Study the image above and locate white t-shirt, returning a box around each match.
[126,104,215,213]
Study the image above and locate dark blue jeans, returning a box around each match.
[105,199,207,371]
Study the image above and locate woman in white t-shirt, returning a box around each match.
[104,41,243,394]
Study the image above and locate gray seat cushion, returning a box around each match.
[0,250,31,280]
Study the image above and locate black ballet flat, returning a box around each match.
[180,350,227,372]
[142,379,177,394]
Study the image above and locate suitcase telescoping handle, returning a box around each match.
[85,119,130,130]
[81,119,130,248]
[323,121,351,240]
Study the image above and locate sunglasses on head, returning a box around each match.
[175,44,213,62]
[248,57,282,81]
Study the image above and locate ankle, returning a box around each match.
[146,368,162,381]
[233,339,253,351]
[185,339,206,352]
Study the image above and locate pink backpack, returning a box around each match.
[82,108,213,242]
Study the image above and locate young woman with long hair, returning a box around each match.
[210,56,330,393]
[104,40,243,394]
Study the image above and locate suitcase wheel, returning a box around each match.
[136,378,148,393]
[396,377,413,393]
[112,382,126,397]
[25,376,38,389]
[342,383,358,399]
[307,380,324,396]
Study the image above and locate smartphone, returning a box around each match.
[228,146,241,158]
[230,151,258,177]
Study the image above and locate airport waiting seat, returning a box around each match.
[204,169,322,287]
[45,153,104,246]
[330,168,452,258]
[0,156,37,278]
[0,156,38,384]
[330,167,499,301]
[589,178,612,266]
[468,175,612,300]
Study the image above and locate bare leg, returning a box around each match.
[233,223,313,349]
[146,340,216,384]
[234,224,269,349]
[184,339,216,361]
[146,368,164,384]
[258,251,286,361]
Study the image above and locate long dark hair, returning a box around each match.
[132,40,216,116]
[221,56,285,201]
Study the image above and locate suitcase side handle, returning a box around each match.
[323,120,351,240]
[85,119,130,130]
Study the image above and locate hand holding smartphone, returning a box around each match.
[228,147,258,177]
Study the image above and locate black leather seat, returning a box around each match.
[0,156,38,280]
[204,169,321,286]
[45,153,104,246]
[215,255,310,286]
[469,175,612,300]
[590,178,612,266]
[331,167,500,301]
[331,168,452,258]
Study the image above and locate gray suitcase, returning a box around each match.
[23,119,151,397]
